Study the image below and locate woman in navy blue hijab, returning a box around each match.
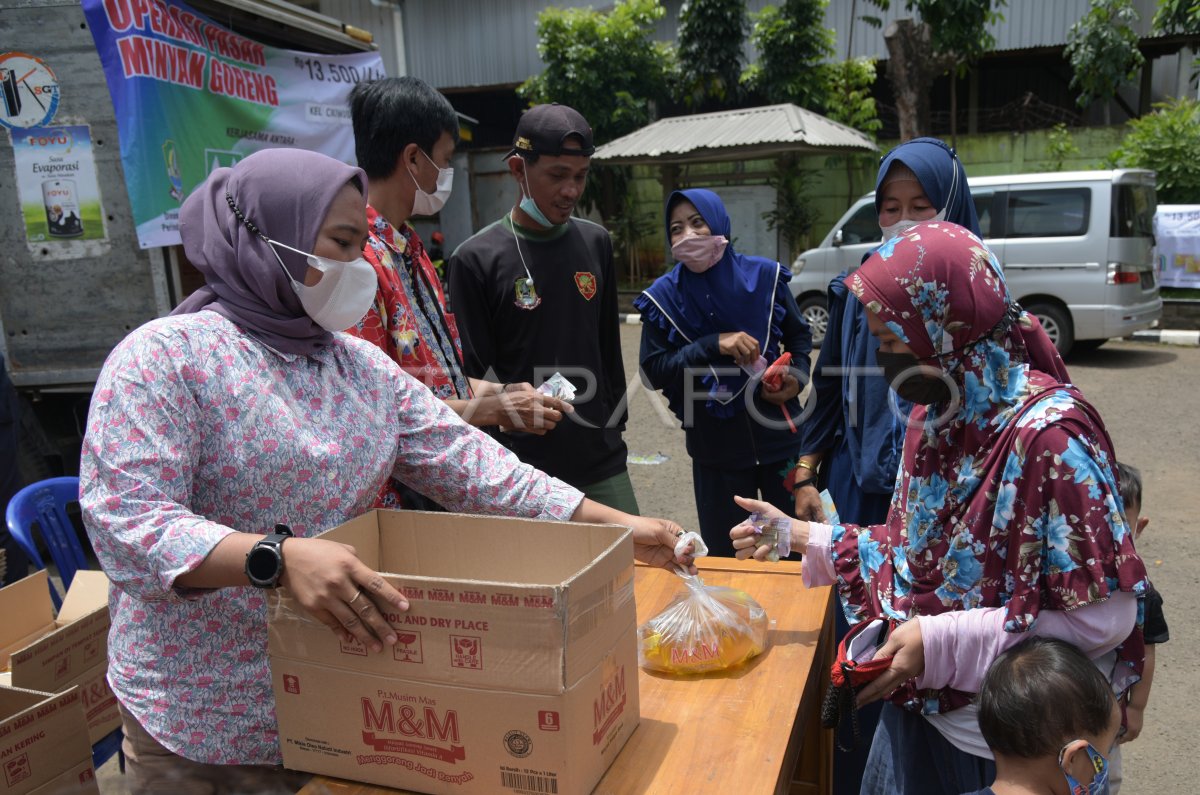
[636,188,812,556]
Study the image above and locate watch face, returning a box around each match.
[246,545,282,586]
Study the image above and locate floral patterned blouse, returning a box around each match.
[79,311,582,765]
[831,223,1147,714]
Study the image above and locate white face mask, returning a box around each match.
[880,208,946,242]
[410,148,454,216]
[268,239,377,332]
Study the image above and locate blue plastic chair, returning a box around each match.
[5,476,87,610]
[4,475,124,772]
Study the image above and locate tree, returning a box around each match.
[823,57,883,136]
[1106,98,1200,203]
[675,0,749,111]
[866,0,1006,142]
[1042,123,1081,171]
[1153,0,1200,35]
[1064,0,1145,125]
[741,0,834,111]
[520,0,674,225]
[1153,0,1200,94]
[520,0,674,146]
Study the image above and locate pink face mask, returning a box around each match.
[672,234,729,273]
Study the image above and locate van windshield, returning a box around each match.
[1111,184,1156,238]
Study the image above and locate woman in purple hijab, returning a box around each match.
[79,149,695,789]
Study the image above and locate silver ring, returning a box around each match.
[349,589,365,606]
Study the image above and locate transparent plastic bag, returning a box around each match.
[638,571,769,675]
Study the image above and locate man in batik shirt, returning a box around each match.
[347,77,569,508]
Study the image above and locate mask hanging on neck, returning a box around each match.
[410,148,453,216]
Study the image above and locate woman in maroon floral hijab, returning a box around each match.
[731,222,1147,795]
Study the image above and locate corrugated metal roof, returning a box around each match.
[592,104,877,165]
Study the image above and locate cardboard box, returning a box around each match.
[269,510,640,795]
[0,685,100,795]
[0,570,119,744]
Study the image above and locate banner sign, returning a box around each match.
[81,0,385,249]
[1154,205,1200,290]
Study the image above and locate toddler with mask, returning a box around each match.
[635,188,813,556]
[964,636,1121,795]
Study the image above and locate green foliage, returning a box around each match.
[762,159,821,251]
[741,0,834,110]
[1152,0,1200,35]
[676,0,748,110]
[1107,98,1200,204]
[864,0,1006,73]
[912,0,1005,74]
[1064,0,1145,110]
[823,58,883,136]
[1043,123,1081,171]
[519,0,674,144]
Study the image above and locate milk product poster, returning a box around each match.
[11,124,108,249]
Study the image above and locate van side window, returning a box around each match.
[1006,188,1090,237]
[973,191,993,237]
[841,202,883,245]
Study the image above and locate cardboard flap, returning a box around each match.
[57,570,110,623]
[0,571,55,668]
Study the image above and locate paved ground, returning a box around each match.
[622,332,1197,795]
[98,333,1196,793]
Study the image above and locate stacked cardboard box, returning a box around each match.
[0,685,99,794]
[0,570,118,745]
[269,510,639,795]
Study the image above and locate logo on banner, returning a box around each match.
[0,52,60,130]
[205,148,243,174]
[574,271,597,300]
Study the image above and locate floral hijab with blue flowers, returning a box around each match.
[836,221,1147,714]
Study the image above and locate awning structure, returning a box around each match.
[592,103,878,165]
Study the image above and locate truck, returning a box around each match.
[1,0,377,479]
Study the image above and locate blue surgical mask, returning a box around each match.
[1059,741,1109,795]
[517,156,564,229]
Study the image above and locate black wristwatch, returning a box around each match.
[245,524,294,588]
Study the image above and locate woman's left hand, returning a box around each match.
[856,619,925,704]
[760,373,801,405]
[630,517,698,574]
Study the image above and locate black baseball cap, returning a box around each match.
[505,103,595,159]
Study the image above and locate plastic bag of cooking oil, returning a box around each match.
[638,571,769,675]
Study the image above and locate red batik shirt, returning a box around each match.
[348,205,469,401]
[347,206,471,508]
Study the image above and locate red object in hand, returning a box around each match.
[761,352,797,433]
[762,352,792,392]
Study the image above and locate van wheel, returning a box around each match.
[799,295,830,348]
[1026,302,1074,357]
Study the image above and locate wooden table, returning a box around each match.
[300,558,835,795]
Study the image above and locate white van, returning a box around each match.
[791,169,1162,355]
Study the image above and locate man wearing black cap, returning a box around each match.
[448,103,639,514]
